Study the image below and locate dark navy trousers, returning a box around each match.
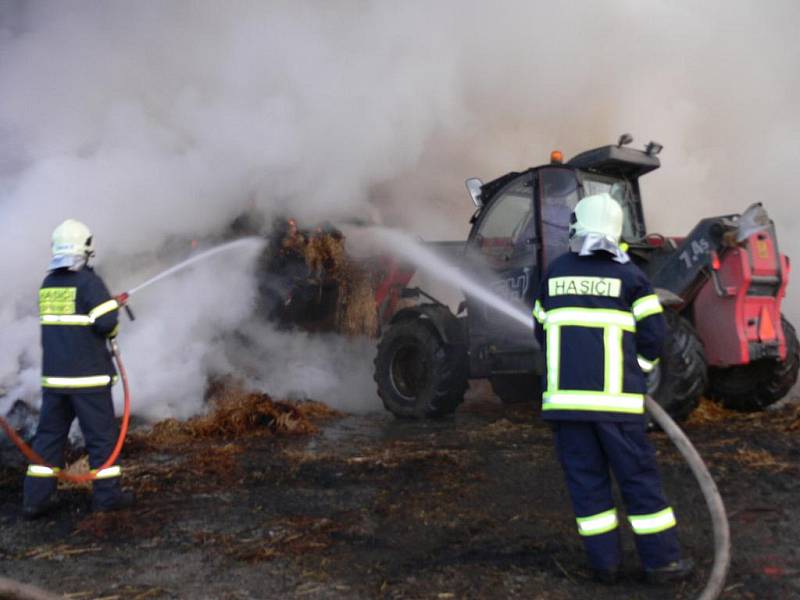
[23,389,123,509]
[551,420,681,570]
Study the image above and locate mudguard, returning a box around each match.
[389,303,466,347]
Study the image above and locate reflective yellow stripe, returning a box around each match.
[532,300,546,324]
[547,326,560,392]
[543,391,645,414]
[39,287,77,315]
[629,507,677,535]
[637,355,660,373]
[605,325,623,394]
[42,300,119,326]
[88,299,120,321]
[577,508,619,536]
[544,307,635,331]
[42,375,112,388]
[27,465,60,478]
[632,294,663,321]
[549,276,622,298]
[539,307,641,412]
[92,465,122,479]
[40,314,93,325]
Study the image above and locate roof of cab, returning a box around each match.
[567,145,660,178]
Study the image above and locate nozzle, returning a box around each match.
[115,292,135,321]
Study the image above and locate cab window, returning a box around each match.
[471,176,534,267]
[580,174,642,240]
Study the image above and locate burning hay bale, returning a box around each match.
[305,225,346,278]
[336,263,379,337]
[262,218,379,337]
[136,381,340,448]
[305,224,378,337]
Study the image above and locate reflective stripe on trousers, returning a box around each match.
[577,508,619,536]
[42,375,113,388]
[26,464,121,479]
[26,465,61,478]
[629,507,677,535]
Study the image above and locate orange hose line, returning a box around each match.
[0,342,131,483]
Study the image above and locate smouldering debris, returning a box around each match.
[134,381,340,447]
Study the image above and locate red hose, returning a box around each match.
[0,340,131,483]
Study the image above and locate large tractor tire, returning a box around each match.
[648,310,707,421]
[708,316,800,412]
[490,374,541,405]
[374,316,468,418]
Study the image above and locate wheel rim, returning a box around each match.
[389,342,429,403]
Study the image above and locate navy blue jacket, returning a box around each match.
[39,267,120,393]
[533,251,665,422]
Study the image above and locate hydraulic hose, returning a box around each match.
[645,396,730,600]
[0,339,131,483]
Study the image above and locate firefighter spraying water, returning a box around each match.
[532,193,692,584]
[20,219,134,518]
[0,225,266,519]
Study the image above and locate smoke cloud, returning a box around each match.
[1,1,798,417]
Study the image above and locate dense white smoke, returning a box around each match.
[1,1,798,417]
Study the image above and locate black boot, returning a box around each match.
[592,568,620,584]
[644,558,695,584]
[22,496,62,521]
[91,490,135,513]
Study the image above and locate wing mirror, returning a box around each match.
[465,178,484,208]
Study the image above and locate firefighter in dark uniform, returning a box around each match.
[23,219,134,519]
[533,194,693,583]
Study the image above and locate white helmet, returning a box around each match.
[569,193,624,243]
[49,219,94,270]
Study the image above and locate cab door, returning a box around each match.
[537,167,581,268]
[465,173,539,376]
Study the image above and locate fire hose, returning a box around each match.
[645,395,730,600]
[0,336,132,483]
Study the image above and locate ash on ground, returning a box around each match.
[1,386,798,599]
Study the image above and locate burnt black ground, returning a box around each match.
[0,390,798,600]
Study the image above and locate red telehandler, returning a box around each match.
[370,135,799,420]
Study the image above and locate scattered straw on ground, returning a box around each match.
[23,543,103,561]
[732,446,795,472]
[687,398,800,431]
[135,381,340,448]
[686,398,739,424]
[75,507,165,541]
[193,514,346,562]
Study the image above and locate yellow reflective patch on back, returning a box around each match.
[548,277,621,298]
[39,287,77,315]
